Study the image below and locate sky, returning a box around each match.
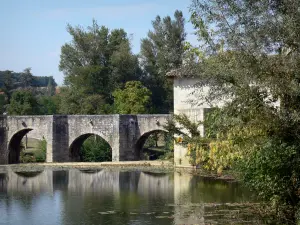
[0,0,197,85]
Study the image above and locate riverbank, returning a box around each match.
[0,160,236,181]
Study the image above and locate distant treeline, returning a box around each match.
[0,71,57,89]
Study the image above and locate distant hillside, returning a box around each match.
[0,71,57,89]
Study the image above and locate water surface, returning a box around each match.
[0,168,262,225]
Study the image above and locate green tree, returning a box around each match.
[8,90,39,115]
[0,91,6,114]
[140,10,186,113]
[57,87,108,115]
[38,95,59,115]
[59,20,141,113]
[20,68,33,88]
[113,81,151,114]
[46,76,56,96]
[81,135,112,162]
[2,70,14,102]
[189,0,300,222]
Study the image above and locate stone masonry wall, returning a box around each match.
[0,116,8,164]
[173,78,225,167]
[0,114,170,164]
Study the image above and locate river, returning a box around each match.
[0,167,264,225]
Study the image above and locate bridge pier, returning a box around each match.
[0,116,8,164]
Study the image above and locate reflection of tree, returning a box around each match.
[53,171,69,191]
[189,176,254,203]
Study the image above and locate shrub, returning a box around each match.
[81,136,112,162]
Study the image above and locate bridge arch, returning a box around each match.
[69,133,112,162]
[135,129,171,160]
[8,128,33,164]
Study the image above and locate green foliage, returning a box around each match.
[46,76,56,96]
[140,10,186,113]
[38,95,59,115]
[187,0,300,222]
[57,87,109,114]
[164,114,202,139]
[143,133,157,148]
[164,132,174,152]
[20,68,33,88]
[113,81,151,114]
[59,20,141,114]
[0,70,57,89]
[8,90,39,115]
[0,69,57,115]
[20,138,46,163]
[0,92,6,114]
[35,138,47,162]
[165,113,242,173]
[81,136,112,162]
[143,131,174,161]
[20,152,36,163]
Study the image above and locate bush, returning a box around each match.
[35,138,47,162]
[237,140,300,223]
[81,136,112,162]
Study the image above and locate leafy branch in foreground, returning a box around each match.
[187,0,300,222]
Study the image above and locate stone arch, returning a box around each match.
[8,128,33,164]
[134,129,169,160]
[69,133,112,162]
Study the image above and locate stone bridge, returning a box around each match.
[0,114,171,164]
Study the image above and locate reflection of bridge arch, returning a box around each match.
[67,169,120,195]
[14,170,44,178]
[137,171,174,200]
[78,169,103,174]
[69,133,112,162]
[6,168,53,194]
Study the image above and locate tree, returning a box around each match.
[81,135,112,162]
[140,10,186,113]
[38,95,59,115]
[8,90,39,115]
[113,81,151,114]
[46,76,56,96]
[20,68,33,88]
[57,87,109,115]
[2,70,14,102]
[0,91,6,114]
[59,20,141,113]
[189,0,300,222]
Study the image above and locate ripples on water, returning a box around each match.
[0,168,263,225]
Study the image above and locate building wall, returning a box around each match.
[173,78,222,167]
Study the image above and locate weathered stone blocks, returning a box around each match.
[0,114,171,165]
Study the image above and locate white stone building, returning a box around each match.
[167,67,224,167]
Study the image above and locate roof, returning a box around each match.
[166,63,199,78]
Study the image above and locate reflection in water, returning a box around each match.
[14,171,44,178]
[0,173,7,192]
[0,168,262,225]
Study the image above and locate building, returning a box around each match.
[167,66,224,167]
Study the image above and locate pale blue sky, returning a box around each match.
[0,0,197,85]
